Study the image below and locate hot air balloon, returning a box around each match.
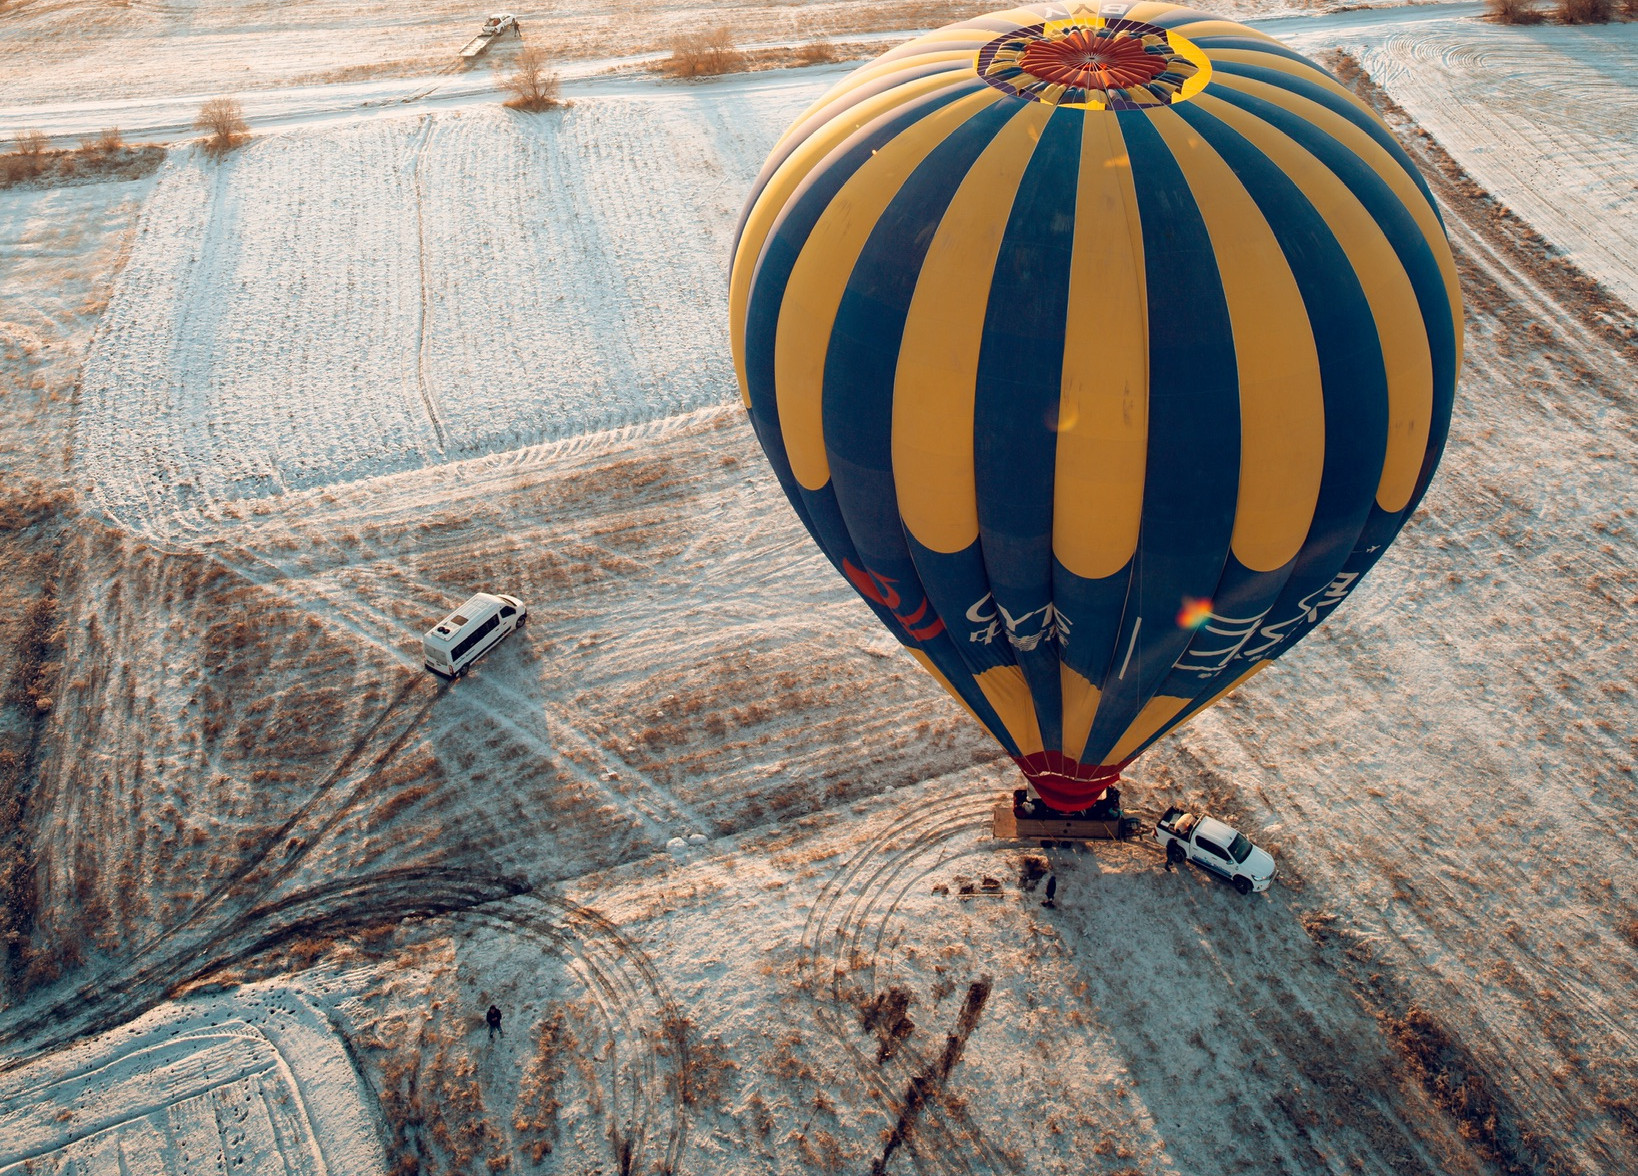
[729,2,1461,811]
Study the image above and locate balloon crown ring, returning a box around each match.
[977,16,1211,110]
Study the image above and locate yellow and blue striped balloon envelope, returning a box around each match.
[729,1,1462,810]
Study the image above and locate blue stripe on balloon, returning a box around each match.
[1079,109,1240,765]
[1160,100,1388,697]
[734,64,978,255]
[970,105,1085,754]
[812,96,1032,748]
[823,96,1024,569]
[1189,36,1340,78]
[1206,80,1456,511]
[1208,61,1440,219]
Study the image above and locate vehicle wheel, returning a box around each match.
[1233,875,1253,896]
[517,613,527,629]
[1166,841,1185,865]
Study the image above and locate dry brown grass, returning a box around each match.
[77,127,123,158]
[793,39,839,65]
[0,482,75,997]
[195,96,249,156]
[503,44,565,112]
[1555,0,1613,19]
[1487,0,1547,20]
[513,1007,567,1161]
[662,26,745,78]
[3,129,49,183]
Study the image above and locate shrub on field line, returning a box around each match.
[195,96,249,156]
[1487,0,1547,19]
[79,126,123,157]
[503,44,565,111]
[4,128,49,181]
[794,39,839,66]
[664,26,745,78]
[1556,0,1612,20]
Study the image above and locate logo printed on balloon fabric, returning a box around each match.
[1234,573,1360,661]
[976,8,1211,111]
[965,594,1070,653]
[843,560,947,642]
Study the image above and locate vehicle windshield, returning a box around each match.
[1228,833,1252,863]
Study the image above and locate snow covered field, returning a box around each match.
[76,79,822,540]
[0,981,388,1175]
[1292,17,1638,310]
[4,3,1638,1175]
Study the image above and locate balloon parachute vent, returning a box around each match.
[977,12,1211,110]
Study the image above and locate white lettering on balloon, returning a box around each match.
[965,594,1071,653]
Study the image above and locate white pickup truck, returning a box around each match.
[1155,806,1275,895]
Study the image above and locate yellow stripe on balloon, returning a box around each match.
[1149,105,1325,575]
[1194,91,1433,513]
[730,72,977,406]
[1211,70,1465,382]
[1054,111,1148,582]
[776,87,1006,492]
[1124,1,1206,22]
[1060,663,1101,763]
[908,648,987,728]
[974,664,1046,757]
[1102,693,1191,765]
[1167,19,1284,44]
[1128,659,1268,758]
[772,49,982,153]
[893,100,1052,554]
[1204,50,1394,138]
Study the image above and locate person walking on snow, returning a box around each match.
[1041,874,1057,909]
[487,1004,502,1039]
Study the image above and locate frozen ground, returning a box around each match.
[0,979,388,1175]
[0,0,1346,114]
[1291,17,1638,311]
[2,3,1638,1175]
[75,78,820,540]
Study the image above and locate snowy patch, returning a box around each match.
[1291,19,1638,308]
[0,981,388,1176]
[76,82,825,540]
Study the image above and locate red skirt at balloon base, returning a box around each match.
[1013,751,1132,812]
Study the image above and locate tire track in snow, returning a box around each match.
[464,893,690,1176]
[799,790,1018,1176]
[410,114,449,455]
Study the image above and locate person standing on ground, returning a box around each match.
[487,1004,502,1039]
[1042,874,1057,909]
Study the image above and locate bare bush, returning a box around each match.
[663,26,745,78]
[194,96,249,156]
[1556,0,1612,19]
[503,44,565,111]
[794,39,839,66]
[79,126,123,158]
[5,129,49,181]
[1487,0,1547,20]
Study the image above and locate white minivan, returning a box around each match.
[423,593,527,679]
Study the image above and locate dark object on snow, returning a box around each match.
[487,1004,502,1038]
[1042,874,1057,908]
